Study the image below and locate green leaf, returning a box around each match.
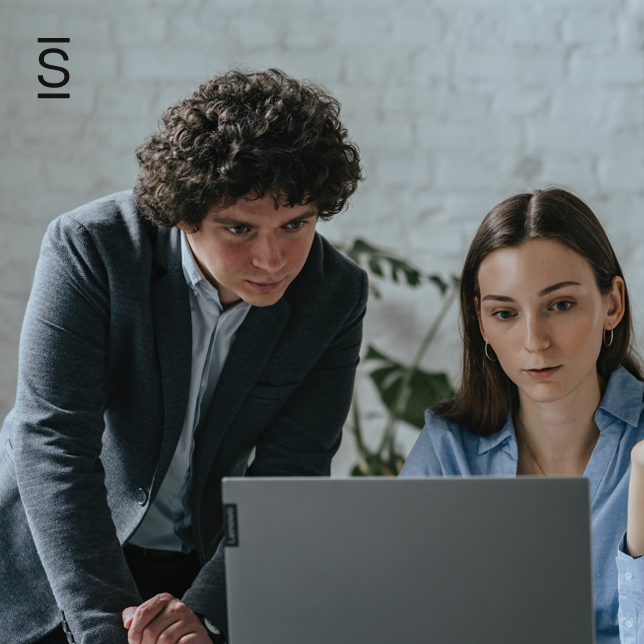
[365,345,454,429]
[368,256,384,278]
[350,453,404,477]
[389,258,422,286]
[339,238,427,290]
[332,238,459,297]
[428,274,449,295]
[364,345,391,362]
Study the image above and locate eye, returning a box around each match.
[553,301,573,312]
[493,310,515,321]
[285,220,307,230]
[226,225,250,235]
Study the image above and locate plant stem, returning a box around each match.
[349,395,370,473]
[377,283,459,455]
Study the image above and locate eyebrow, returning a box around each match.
[213,209,318,227]
[481,281,582,303]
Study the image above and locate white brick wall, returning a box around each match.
[1,0,644,474]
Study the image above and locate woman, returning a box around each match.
[401,188,644,644]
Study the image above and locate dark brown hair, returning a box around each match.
[134,68,363,229]
[434,187,642,436]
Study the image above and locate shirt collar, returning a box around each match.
[477,365,644,456]
[478,411,517,456]
[180,230,252,314]
[595,365,644,430]
[180,230,207,289]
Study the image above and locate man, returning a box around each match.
[0,69,366,644]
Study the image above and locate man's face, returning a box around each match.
[177,194,317,307]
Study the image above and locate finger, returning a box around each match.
[140,602,208,644]
[149,618,200,644]
[122,606,138,629]
[176,634,213,644]
[128,593,176,644]
[174,636,207,644]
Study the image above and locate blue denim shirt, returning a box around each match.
[400,366,644,644]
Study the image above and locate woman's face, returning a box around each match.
[475,238,625,405]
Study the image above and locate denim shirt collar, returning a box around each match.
[478,412,517,456]
[476,366,643,457]
[595,366,644,430]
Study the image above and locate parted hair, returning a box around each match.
[134,68,363,229]
[434,187,643,436]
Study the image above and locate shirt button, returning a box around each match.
[134,488,148,506]
[625,620,633,629]
[626,572,633,581]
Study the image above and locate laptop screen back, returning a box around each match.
[223,477,594,644]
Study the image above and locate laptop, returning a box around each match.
[222,477,595,644]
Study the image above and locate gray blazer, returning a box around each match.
[0,191,367,644]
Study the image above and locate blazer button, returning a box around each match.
[135,488,148,506]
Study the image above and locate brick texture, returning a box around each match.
[2,0,644,474]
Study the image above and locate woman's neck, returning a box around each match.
[515,368,603,476]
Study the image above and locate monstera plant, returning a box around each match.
[334,239,459,476]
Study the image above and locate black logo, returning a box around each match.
[38,38,70,99]
[223,504,239,547]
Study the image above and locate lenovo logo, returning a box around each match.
[224,504,239,547]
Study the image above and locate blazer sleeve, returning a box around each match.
[12,216,141,644]
[181,267,369,636]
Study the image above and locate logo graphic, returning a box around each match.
[38,38,70,99]
[223,504,239,547]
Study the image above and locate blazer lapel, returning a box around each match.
[149,228,193,498]
[191,297,291,492]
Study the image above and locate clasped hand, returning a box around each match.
[122,593,212,644]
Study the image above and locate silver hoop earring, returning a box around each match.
[604,328,613,347]
[485,342,498,362]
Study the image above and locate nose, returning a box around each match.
[524,313,550,354]
[251,233,286,274]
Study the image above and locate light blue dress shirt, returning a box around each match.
[129,232,251,553]
[400,366,644,644]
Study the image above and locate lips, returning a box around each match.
[524,366,561,380]
[246,278,285,292]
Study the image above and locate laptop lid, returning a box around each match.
[223,477,595,644]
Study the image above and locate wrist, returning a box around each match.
[625,531,644,559]
[196,614,226,643]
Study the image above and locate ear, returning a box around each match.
[605,276,626,331]
[176,221,199,234]
[474,296,487,343]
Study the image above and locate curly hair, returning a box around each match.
[134,68,363,229]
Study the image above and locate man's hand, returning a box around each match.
[122,592,212,644]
